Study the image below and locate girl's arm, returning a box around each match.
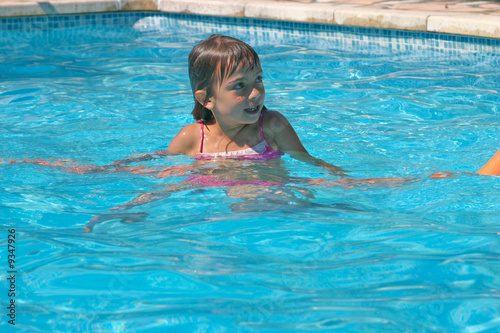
[478,149,500,176]
[289,151,347,175]
[264,111,348,175]
[167,123,200,156]
[111,150,170,167]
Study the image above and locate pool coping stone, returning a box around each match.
[0,0,499,39]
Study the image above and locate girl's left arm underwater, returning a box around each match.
[263,110,348,176]
[263,110,418,187]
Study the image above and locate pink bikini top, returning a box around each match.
[196,111,284,160]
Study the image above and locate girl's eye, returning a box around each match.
[232,75,263,90]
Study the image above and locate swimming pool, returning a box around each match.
[1,11,499,332]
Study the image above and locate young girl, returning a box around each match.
[41,34,342,175]
[167,34,344,172]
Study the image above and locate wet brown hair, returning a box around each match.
[188,34,262,122]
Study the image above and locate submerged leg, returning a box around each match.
[84,212,149,232]
[110,190,174,211]
[83,191,172,232]
[84,183,192,232]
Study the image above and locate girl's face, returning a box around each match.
[209,64,265,126]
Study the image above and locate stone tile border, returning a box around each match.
[0,0,499,39]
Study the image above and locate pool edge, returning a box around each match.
[0,0,499,39]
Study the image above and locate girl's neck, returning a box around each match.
[204,117,259,146]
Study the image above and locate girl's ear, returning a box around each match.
[195,89,215,110]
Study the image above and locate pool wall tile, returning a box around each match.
[1,11,499,55]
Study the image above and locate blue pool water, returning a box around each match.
[1,12,499,332]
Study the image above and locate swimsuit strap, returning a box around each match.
[259,110,266,142]
[198,120,204,153]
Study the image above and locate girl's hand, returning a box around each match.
[430,171,454,179]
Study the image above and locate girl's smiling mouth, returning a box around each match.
[244,104,261,114]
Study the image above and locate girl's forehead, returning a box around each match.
[223,63,262,80]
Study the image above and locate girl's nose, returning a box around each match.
[249,86,263,100]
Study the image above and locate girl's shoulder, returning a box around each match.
[167,121,201,156]
[261,109,307,153]
[262,110,293,133]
